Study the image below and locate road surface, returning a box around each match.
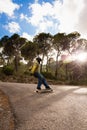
[0,82,87,130]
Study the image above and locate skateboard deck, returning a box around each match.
[36,89,53,93]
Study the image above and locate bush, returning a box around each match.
[24,70,31,75]
[42,71,55,79]
[2,65,14,76]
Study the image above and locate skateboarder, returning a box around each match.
[31,57,52,92]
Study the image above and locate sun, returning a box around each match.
[73,52,87,62]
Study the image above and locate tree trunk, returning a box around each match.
[46,55,49,72]
[55,53,59,78]
[65,63,68,80]
[40,54,44,72]
[14,56,18,72]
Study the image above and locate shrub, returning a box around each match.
[2,65,14,76]
[24,70,31,75]
[42,71,55,79]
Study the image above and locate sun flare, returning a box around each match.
[73,52,87,62]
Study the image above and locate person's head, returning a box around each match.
[36,57,42,64]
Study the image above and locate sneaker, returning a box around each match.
[36,88,41,93]
[46,87,53,91]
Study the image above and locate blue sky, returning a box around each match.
[0,0,87,41]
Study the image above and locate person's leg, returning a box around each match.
[34,72,42,90]
[37,79,42,89]
[40,74,52,89]
[34,72,52,90]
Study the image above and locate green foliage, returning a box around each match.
[33,32,53,55]
[42,71,55,79]
[24,70,31,75]
[0,32,87,85]
[2,65,14,75]
[21,41,37,60]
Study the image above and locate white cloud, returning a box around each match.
[20,13,30,23]
[57,0,84,33]
[28,2,53,26]
[4,21,21,33]
[75,0,87,38]
[22,32,33,41]
[34,0,39,3]
[20,13,26,20]
[0,0,20,17]
[21,0,87,38]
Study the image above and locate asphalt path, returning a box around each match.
[0,82,87,130]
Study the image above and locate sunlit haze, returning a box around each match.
[72,52,87,62]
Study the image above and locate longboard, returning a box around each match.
[36,89,53,93]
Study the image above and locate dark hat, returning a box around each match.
[36,57,42,63]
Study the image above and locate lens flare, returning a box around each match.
[73,52,87,62]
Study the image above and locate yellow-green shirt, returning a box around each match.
[31,60,40,74]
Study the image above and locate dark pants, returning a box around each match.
[34,72,49,89]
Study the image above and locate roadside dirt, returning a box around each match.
[0,89,15,130]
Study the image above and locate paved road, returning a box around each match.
[0,82,87,130]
